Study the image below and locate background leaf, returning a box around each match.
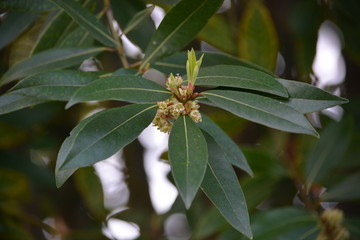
[0,0,57,11]
[49,0,117,47]
[238,0,279,71]
[56,104,156,171]
[197,65,288,97]
[31,0,95,53]
[66,75,171,108]
[201,133,252,239]
[305,118,353,188]
[31,11,73,54]
[1,47,106,85]
[197,114,253,176]
[74,167,107,220]
[110,0,155,51]
[246,207,317,240]
[168,115,208,209]
[204,90,318,137]
[197,15,237,54]
[123,6,155,35]
[0,11,39,50]
[152,51,272,76]
[324,172,360,201]
[140,0,224,68]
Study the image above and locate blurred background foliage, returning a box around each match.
[0,0,360,239]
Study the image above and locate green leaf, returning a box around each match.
[204,90,318,137]
[0,11,39,50]
[168,115,208,209]
[56,104,157,175]
[153,51,272,76]
[31,11,73,54]
[197,65,288,97]
[123,5,155,35]
[197,114,253,176]
[1,47,106,85]
[32,0,95,52]
[201,133,252,239]
[324,172,360,201]
[66,75,171,108]
[57,27,94,48]
[140,0,224,69]
[56,117,90,187]
[238,1,279,71]
[249,207,317,240]
[0,94,47,115]
[9,70,100,101]
[49,0,117,47]
[305,118,353,188]
[0,0,57,11]
[278,79,348,113]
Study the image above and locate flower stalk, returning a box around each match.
[153,49,204,133]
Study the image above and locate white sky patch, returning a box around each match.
[150,5,165,28]
[94,152,130,210]
[312,20,346,121]
[313,20,345,88]
[102,218,140,240]
[138,125,178,214]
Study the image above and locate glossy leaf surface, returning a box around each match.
[238,1,278,71]
[49,0,117,47]
[56,104,157,172]
[9,70,100,101]
[141,0,223,68]
[0,94,47,115]
[197,65,288,97]
[197,114,253,176]
[204,90,318,136]
[66,75,171,108]
[278,78,348,113]
[201,134,252,239]
[1,47,106,85]
[168,115,208,209]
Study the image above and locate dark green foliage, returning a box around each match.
[0,0,358,239]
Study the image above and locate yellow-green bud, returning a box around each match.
[186,48,204,85]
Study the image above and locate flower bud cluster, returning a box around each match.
[316,209,349,240]
[152,96,201,133]
[166,74,198,101]
[153,48,203,133]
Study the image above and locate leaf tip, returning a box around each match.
[65,100,76,109]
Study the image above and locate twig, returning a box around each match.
[104,0,129,68]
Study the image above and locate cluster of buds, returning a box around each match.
[165,73,200,101]
[153,49,203,133]
[152,96,202,133]
[316,209,349,240]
